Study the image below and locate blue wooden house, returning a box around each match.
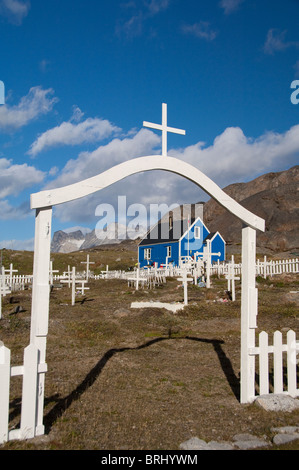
[138,215,225,268]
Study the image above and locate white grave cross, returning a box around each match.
[0,267,11,319]
[226,255,240,301]
[177,270,193,305]
[61,267,89,305]
[201,240,221,288]
[49,261,59,285]
[5,263,18,287]
[143,103,186,157]
[62,265,72,287]
[81,254,95,281]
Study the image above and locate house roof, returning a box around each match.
[204,232,216,241]
[139,218,196,246]
[203,231,226,244]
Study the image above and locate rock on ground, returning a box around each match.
[255,394,299,412]
[179,426,299,451]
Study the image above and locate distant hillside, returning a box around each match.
[51,223,147,253]
[203,165,299,253]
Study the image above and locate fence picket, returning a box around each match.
[259,332,269,395]
[287,330,297,397]
[0,342,10,444]
[273,331,283,394]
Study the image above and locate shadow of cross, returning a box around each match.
[43,335,239,433]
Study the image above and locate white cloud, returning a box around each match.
[49,166,59,176]
[181,22,218,41]
[0,0,30,24]
[116,0,170,38]
[0,199,31,220]
[169,125,299,188]
[0,237,34,251]
[38,123,299,227]
[0,157,45,198]
[263,29,299,55]
[0,156,44,224]
[28,108,121,157]
[146,0,170,15]
[39,59,51,73]
[70,105,84,123]
[46,127,160,190]
[47,128,161,222]
[0,86,58,131]
[219,0,244,15]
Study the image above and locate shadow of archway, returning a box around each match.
[44,335,239,434]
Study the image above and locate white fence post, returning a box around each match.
[240,225,257,404]
[287,330,297,397]
[29,206,52,438]
[19,344,39,440]
[0,342,10,444]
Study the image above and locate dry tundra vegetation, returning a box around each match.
[0,243,298,451]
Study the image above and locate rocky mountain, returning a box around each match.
[51,223,147,253]
[203,165,299,253]
[51,230,86,253]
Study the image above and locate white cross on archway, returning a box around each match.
[143,103,186,157]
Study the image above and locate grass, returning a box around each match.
[0,247,298,450]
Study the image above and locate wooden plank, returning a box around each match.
[20,344,39,440]
[259,332,269,396]
[273,331,283,394]
[240,226,257,404]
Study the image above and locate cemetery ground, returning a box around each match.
[0,246,298,451]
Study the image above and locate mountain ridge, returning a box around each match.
[203,165,299,253]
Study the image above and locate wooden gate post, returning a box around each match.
[240,225,258,403]
[22,206,52,438]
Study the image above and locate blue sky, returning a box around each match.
[0,0,298,250]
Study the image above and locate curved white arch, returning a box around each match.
[30,155,265,231]
[23,154,263,439]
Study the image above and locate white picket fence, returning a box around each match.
[256,257,299,278]
[9,275,32,292]
[210,257,299,278]
[249,330,299,398]
[1,257,297,298]
[0,341,47,443]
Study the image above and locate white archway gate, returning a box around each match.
[1,155,265,442]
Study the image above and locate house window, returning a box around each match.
[166,246,172,257]
[194,226,201,239]
[144,248,151,260]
